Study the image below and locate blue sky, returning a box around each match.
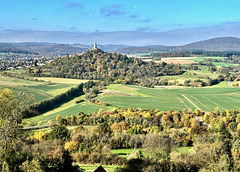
[1,0,240,45]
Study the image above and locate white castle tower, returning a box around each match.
[93,43,97,50]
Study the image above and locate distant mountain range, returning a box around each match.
[0,42,130,56]
[116,37,240,54]
[1,37,240,56]
[0,42,87,56]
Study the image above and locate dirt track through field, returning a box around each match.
[176,94,191,110]
[190,95,212,111]
[202,95,226,110]
[181,94,202,111]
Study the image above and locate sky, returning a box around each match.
[1,0,240,45]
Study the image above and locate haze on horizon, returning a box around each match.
[1,0,240,46]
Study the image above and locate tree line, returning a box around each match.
[151,51,240,59]
[24,81,103,118]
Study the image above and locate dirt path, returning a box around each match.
[190,95,212,111]
[181,94,202,111]
[176,94,191,110]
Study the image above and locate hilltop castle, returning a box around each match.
[93,43,97,50]
[89,43,98,51]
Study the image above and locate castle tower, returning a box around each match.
[93,43,97,50]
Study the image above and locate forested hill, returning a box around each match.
[41,49,183,86]
[181,37,240,51]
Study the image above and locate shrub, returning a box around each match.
[47,125,69,140]
[229,122,237,131]
[75,99,84,104]
[19,158,43,172]
[73,126,85,133]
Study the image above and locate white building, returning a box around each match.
[93,43,97,50]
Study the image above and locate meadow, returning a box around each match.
[30,97,112,124]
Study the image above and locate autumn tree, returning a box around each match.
[128,125,144,134]
[143,134,172,161]
[0,88,31,171]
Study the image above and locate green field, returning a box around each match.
[0,75,88,103]
[191,56,235,67]
[156,56,236,67]
[0,74,113,124]
[112,148,147,158]
[0,75,52,102]
[97,84,240,112]
[29,82,240,124]
[30,98,113,124]
[177,146,194,155]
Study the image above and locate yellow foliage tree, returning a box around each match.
[111,121,129,132]
[56,115,61,121]
[143,112,151,118]
[64,141,78,152]
[237,123,240,131]
[33,131,46,141]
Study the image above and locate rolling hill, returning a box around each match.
[116,37,240,54]
[181,37,240,51]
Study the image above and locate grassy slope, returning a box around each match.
[0,74,89,102]
[30,97,112,124]
[0,75,99,124]
[111,148,147,157]
[0,75,53,102]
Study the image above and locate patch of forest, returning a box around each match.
[152,51,240,58]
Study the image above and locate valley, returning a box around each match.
[1,46,240,171]
[2,1,240,171]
